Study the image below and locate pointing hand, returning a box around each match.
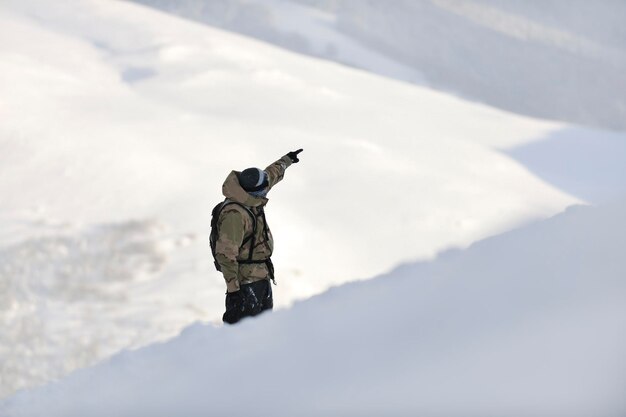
[286,149,303,163]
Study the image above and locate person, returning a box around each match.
[214,149,303,324]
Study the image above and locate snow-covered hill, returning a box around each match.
[3,198,625,417]
[1,0,625,402]
[130,0,626,130]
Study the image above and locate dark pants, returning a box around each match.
[223,279,273,325]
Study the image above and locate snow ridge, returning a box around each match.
[131,0,626,130]
[3,199,625,416]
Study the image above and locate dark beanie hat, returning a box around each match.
[239,168,268,192]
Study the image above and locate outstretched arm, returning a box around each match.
[265,149,303,190]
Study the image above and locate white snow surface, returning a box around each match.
[130,0,626,130]
[1,0,626,402]
[3,198,626,417]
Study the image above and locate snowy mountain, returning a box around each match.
[1,0,625,404]
[129,0,626,130]
[3,198,625,417]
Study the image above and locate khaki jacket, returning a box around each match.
[215,156,293,292]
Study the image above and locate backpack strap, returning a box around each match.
[238,258,275,285]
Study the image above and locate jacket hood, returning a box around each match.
[222,170,268,207]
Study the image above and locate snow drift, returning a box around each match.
[3,198,625,417]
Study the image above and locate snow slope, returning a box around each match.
[1,0,625,401]
[130,0,626,130]
[3,198,625,417]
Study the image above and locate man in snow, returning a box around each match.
[214,149,303,324]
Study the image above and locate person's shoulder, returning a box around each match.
[220,202,252,218]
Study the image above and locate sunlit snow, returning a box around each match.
[1,0,625,409]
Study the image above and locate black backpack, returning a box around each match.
[210,200,257,272]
